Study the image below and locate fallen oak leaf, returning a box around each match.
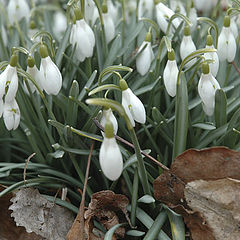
[9,187,74,240]
[153,147,240,240]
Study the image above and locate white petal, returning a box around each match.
[127,88,146,124]
[0,99,3,117]
[103,13,115,43]
[136,42,153,76]
[230,18,238,39]
[3,99,20,130]
[122,91,135,127]
[40,57,62,95]
[198,73,220,116]
[218,27,228,61]
[180,36,196,67]
[227,31,237,62]
[0,65,10,99]
[53,12,67,38]
[5,66,18,103]
[163,60,178,97]
[204,46,219,77]
[99,137,123,181]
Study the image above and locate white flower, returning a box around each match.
[70,13,95,62]
[100,108,118,136]
[170,0,186,15]
[230,17,238,39]
[180,26,196,67]
[138,0,154,19]
[39,45,62,95]
[7,0,30,25]
[136,32,154,76]
[194,0,216,13]
[84,0,99,25]
[0,57,18,103]
[155,2,181,34]
[53,12,67,38]
[198,63,220,116]
[107,0,119,23]
[218,16,236,62]
[24,61,43,94]
[103,12,115,43]
[163,50,178,97]
[203,35,219,77]
[189,6,197,31]
[3,99,20,130]
[1,25,7,46]
[121,80,146,127]
[99,121,123,181]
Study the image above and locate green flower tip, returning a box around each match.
[202,63,210,74]
[9,54,18,67]
[145,31,151,42]
[40,44,49,58]
[27,56,35,68]
[224,15,230,27]
[72,15,76,24]
[154,0,161,5]
[168,49,175,60]
[30,20,36,30]
[74,8,83,21]
[120,79,128,91]
[184,25,190,36]
[102,3,108,13]
[206,35,213,46]
[104,120,114,138]
[191,0,194,8]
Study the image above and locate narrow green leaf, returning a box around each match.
[215,89,227,128]
[138,195,155,204]
[192,123,216,130]
[104,223,127,240]
[126,230,145,237]
[88,84,121,96]
[172,73,188,161]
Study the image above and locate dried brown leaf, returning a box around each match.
[153,147,240,240]
[84,190,129,239]
[9,188,74,240]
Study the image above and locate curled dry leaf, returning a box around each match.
[84,190,130,239]
[9,188,74,240]
[153,147,240,240]
[0,186,43,240]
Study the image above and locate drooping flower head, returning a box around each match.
[198,63,220,116]
[163,49,179,97]
[120,79,146,127]
[180,25,196,67]
[99,119,123,181]
[0,54,18,103]
[39,44,62,95]
[204,34,219,77]
[218,15,237,62]
[100,107,118,136]
[136,31,154,76]
[102,2,115,43]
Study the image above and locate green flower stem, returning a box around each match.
[129,128,151,196]
[131,167,139,227]
[140,18,160,39]
[197,17,219,47]
[80,0,85,17]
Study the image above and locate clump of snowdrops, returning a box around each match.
[0,0,240,239]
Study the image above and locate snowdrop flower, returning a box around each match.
[70,8,95,62]
[100,108,118,136]
[180,25,196,67]
[203,35,219,77]
[170,0,186,15]
[107,0,119,23]
[163,49,179,97]
[39,44,62,95]
[3,98,20,130]
[120,79,146,127]
[84,0,98,25]
[155,1,181,34]
[53,12,67,38]
[218,15,236,62]
[0,54,18,103]
[194,0,217,14]
[7,0,30,25]
[99,119,123,181]
[136,31,154,76]
[102,3,115,43]
[189,2,198,31]
[24,57,43,94]
[138,0,154,19]
[198,63,220,116]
